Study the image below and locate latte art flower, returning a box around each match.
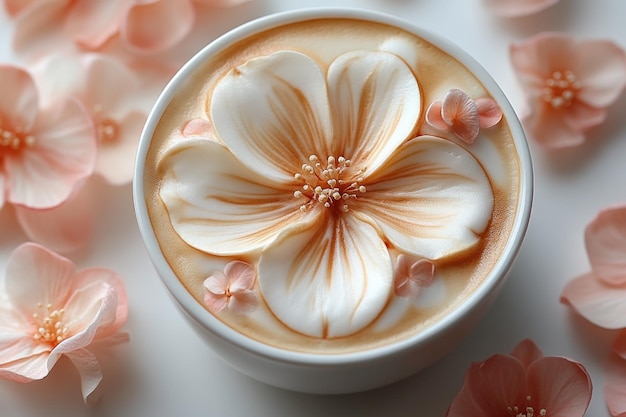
[159,50,494,338]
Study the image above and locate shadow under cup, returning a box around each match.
[133,8,533,394]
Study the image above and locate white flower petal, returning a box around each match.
[327,50,420,174]
[159,138,311,255]
[357,136,493,259]
[258,214,393,338]
[211,50,333,183]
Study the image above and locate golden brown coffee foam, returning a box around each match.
[143,17,521,354]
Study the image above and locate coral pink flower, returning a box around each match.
[0,64,96,210]
[393,254,435,297]
[32,53,145,185]
[560,205,626,329]
[0,243,129,403]
[510,32,626,149]
[446,339,592,417]
[203,261,257,314]
[485,0,560,17]
[425,89,502,144]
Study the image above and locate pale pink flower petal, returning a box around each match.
[572,40,626,108]
[182,118,214,137]
[0,65,39,131]
[64,0,129,50]
[394,254,435,297]
[14,181,94,254]
[584,205,626,286]
[425,101,449,130]
[120,0,195,54]
[11,0,70,53]
[526,357,592,417]
[203,272,228,295]
[224,260,256,293]
[5,97,95,208]
[441,88,480,144]
[510,338,543,368]
[510,32,626,149]
[476,98,503,128]
[226,290,257,314]
[446,354,526,416]
[203,291,228,312]
[486,0,559,17]
[560,272,626,329]
[4,0,38,16]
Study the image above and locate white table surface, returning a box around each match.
[2,0,626,416]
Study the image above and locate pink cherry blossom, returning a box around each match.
[0,64,96,210]
[203,260,257,314]
[485,0,560,17]
[446,339,592,417]
[393,254,435,297]
[510,32,626,149]
[0,242,129,403]
[425,89,502,144]
[32,53,146,185]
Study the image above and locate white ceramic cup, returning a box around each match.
[133,8,533,394]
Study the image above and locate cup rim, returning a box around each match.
[133,7,533,366]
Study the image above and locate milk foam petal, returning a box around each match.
[258,214,393,338]
[210,50,333,183]
[327,50,420,175]
[358,136,493,260]
[159,138,311,255]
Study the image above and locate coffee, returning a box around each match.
[141,16,521,354]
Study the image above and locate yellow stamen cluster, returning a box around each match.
[294,154,366,213]
[32,303,69,346]
[542,70,581,109]
[0,127,35,151]
[507,396,547,417]
[96,118,119,143]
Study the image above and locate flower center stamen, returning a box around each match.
[96,118,119,143]
[293,154,366,213]
[506,396,547,417]
[542,70,580,109]
[0,127,35,152]
[32,303,69,346]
